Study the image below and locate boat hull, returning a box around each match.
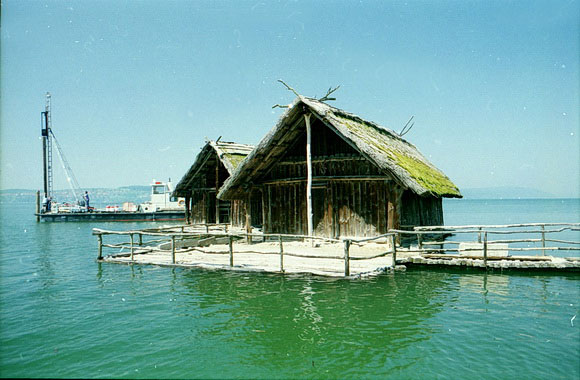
[36,211,185,222]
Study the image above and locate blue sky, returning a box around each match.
[1,0,578,197]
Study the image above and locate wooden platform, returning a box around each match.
[397,254,580,272]
[99,240,396,278]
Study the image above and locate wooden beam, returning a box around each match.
[260,176,388,186]
[305,113,313,237]
[215,161,220,223]
[185,195,191,224]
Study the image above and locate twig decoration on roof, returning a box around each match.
[272,79,341,109]
[399,116,415,137]
[318,85,341,102]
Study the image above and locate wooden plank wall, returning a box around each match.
[263,180,393,238]
[401,190,443,226]
[230,199,246,227]
[189,189,207,224]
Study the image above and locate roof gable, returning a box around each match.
[173,140,254,197]
[218,97,461,199]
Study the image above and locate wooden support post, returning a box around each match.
[138,233,143,246]
[279,234,284,273]
[185,195,191,224]
[417,233,423,254]
[262,189,267,242]
[541,225,546,256]
[97,234,103,260]
[304,113,314,238]
[229,235,234,267]
[189,195,194,225]
[477,227,482,243]
[246,192,252,244]
[344,239,351,276]
[483,231,488,268]
[171,235,176,264]
[392,234,397,266]
[205,224,209,233]
[130,233,134,261]
[216,162,220,224]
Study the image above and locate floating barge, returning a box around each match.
[38,210,184,223]
[36,180,185,223]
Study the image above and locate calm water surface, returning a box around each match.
[0,199,579,379]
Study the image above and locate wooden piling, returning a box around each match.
[417,233,423,253]
[483,231,488,268]
[171,235,176,264]
[138,233,143,246]
[229,235,234,267]
[97,234,103,260]
[279,235,284,272]
[541,225,546,256]
[344,239,351,276]
[392,234,397,266]
[130,233,134,261]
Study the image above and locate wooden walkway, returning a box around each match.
[93,222,580,277]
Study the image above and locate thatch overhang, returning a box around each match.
[173,140,254,197]
[218,96,461,200]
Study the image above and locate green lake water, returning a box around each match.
[0,199,579,379]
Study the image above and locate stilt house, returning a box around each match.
[173,140,254,225]
[218,96,461,238]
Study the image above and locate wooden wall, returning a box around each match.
[400,190,443,227]
[185,151,246,226]
[261,180,399,238]
[188,191,246,227]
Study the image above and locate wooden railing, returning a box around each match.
[93,222,579,276]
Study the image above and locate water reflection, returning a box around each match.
[172,270,456,377]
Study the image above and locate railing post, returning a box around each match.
[138,233,143,246]
[279,234,284,273]
[130,233,134,261]
[171,235,176,264]
[205,224,209,233]
[344,239,351,276]
[97,234,103,260]
[417,233,423,254]
[483,231,488,268]
[478,227,482,243]
[392,234,397,266]
[541,225,546,256]
[229,235,234,267]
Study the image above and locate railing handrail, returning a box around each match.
[94,222,579,276]
[415,222,580,230]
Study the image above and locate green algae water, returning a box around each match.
[1,199,579,379]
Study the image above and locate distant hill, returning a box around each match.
[460,187,556,199]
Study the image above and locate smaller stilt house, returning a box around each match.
[173,140,254,225]
[218,96,461,238]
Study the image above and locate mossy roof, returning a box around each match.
[173,140,254,197]
[218,96,461,199]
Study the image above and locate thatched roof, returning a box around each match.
[218,96,461,200]
[173,140,254,197]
